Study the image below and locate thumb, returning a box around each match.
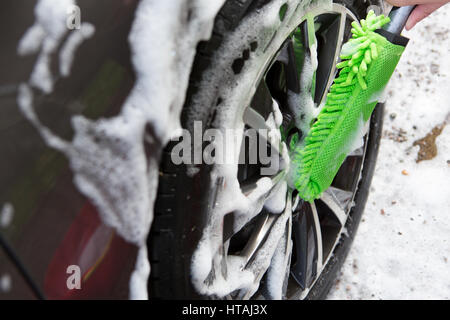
[406,3,445,30]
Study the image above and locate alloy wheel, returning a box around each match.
[194,3,371,300]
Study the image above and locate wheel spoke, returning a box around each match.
[291,200,323,289]
[296,16,317,94]
[239,212,277,265]
[348,146,365,157]
[240,193,292,299]
[330,11,348,90]
[320,188,348,226]
[314,12,345,106]
[249,79,277,120]
[305,14,318,101]
[243,106,270,131]
[332,122,369,191]
[240,171,285,197]
[285,39,301,94]
[310,201,323,272]
[264,213,292,299]
[332,155,364,192]
[315,186,351,268]
[313,5,358,108]
[229,173,286,244]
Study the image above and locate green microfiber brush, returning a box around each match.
[291,8,412,202]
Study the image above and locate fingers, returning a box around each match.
[405,3,445,29]
[386,1,449,30]
[387,0,443,6]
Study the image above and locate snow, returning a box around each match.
[328,5,450,300]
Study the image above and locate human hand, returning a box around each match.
[387,0,450,30]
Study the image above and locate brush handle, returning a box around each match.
[383,5,416,34]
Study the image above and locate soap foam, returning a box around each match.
[17,0,225,299]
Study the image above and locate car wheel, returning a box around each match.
[149,0,386,299]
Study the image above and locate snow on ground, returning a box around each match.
[328,5,450,300]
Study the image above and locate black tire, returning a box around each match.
[149,0,385,299]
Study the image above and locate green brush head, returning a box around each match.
[291,10,407,202]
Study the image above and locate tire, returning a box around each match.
[149,0,386,299]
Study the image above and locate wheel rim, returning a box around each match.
[190,3,371,300]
